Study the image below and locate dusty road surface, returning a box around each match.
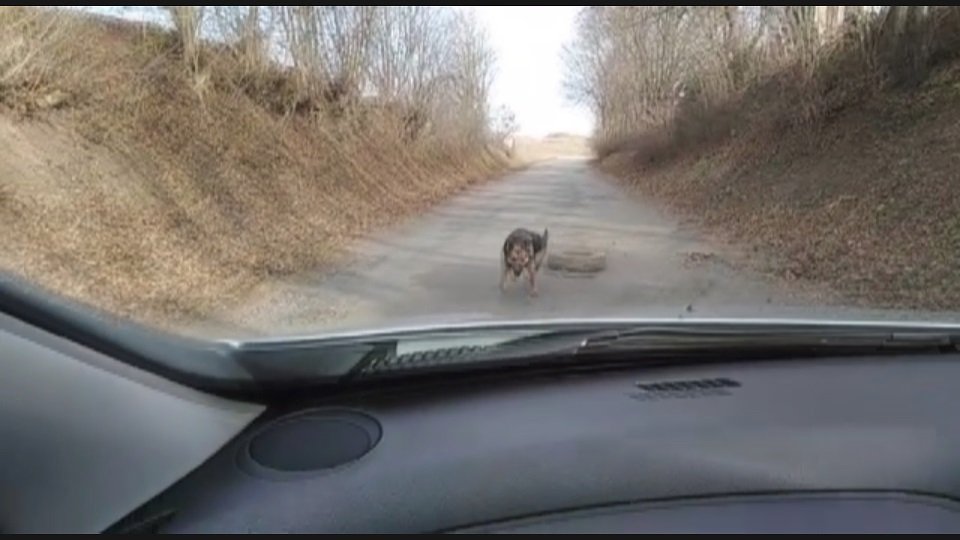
[206,158,952,338]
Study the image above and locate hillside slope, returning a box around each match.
[602,61,960,312]
[0,10,511,329]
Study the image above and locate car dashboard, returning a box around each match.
[108,350,960,533]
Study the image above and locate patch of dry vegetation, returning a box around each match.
[511,134,592,163]
[565,6,960,311]
[0,6,512,328]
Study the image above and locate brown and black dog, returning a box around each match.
[500,228,549,297]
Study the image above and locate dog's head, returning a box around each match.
[505,239,533,276]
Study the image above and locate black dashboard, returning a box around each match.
[112,352,960,533]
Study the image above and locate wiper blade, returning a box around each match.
[575,329,960,361]
[475,323,960,354]
[578,327,960,353]
[357,325,960,380]
[575,326,959,356]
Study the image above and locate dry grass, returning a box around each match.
[511,134,592,164]
[598,7,960,312]
[593,7,960,164]
[0,7,509,329]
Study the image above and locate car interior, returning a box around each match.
[5,280,960,534]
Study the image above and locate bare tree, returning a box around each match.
[452,14,495,138]
[276,6,377,107]
[491,104,519,155]
[166,6,205,74]
[563,5,946,148]
[209,6,272,74]
[190,6,500,146]
[365,6,457,139]
[368,7,451,105]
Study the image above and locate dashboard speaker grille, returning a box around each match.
[245,410,381,472]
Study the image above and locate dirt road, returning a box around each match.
[207,158,953,338]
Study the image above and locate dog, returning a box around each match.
[500,228,549,297]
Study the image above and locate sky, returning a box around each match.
[468,6,593,138]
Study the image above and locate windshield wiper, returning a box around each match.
[575,327,959,355]
[352,324,960,382]
[190,322,960,396]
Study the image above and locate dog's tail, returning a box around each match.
[542,228,549,248]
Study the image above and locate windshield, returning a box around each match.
[2,6,960,345]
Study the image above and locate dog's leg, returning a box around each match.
[499,252,507,292]
[534,248,546,272]
[527,264,538,297]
